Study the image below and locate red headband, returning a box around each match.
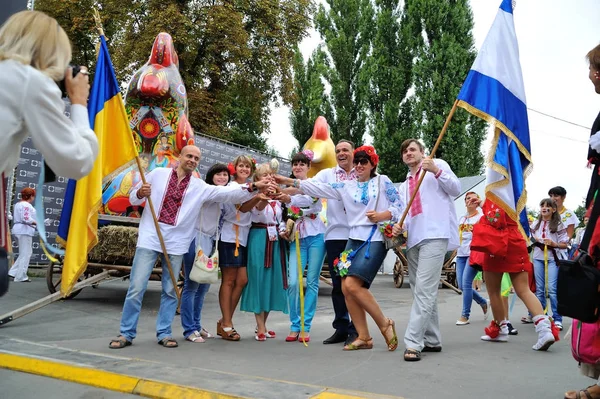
[354,145,379,167]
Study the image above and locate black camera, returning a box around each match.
[57,65,82,97]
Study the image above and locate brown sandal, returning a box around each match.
[108,336,131,349]
[221,327,241,341]
[380,318,398,351]
[343,337,373,351]
[564,385,600,399]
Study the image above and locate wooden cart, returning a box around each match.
[392,247,461,294]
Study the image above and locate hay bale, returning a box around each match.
[88,225,138,265]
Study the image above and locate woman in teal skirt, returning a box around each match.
[240,163,289,341]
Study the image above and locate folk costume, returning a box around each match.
[9,200,37,282]
[117,168,255,345]
[219,181,253,267]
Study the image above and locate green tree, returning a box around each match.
[289,46,335,153]
[315,0,374,145]
[36,0,313,151]
[368,0,414,182]
[407,0,486,177]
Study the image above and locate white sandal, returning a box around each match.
[200,328,213,339]
[186,331,205,343]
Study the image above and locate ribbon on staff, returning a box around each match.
[295,230,307,347]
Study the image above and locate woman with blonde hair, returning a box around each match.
[0,11,98,295]
[217,154,256,341]
[0,10,98,179]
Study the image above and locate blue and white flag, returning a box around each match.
[457,0,531,238]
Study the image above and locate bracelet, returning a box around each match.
[293,179,300,188]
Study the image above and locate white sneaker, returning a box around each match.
[555,321,563,331]
[482,299,490,321]
[532,315,555,351]
[481,321,508,342]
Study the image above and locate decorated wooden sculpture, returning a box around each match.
[303,116,336,178]
[101,32,194,216]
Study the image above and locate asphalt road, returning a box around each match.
[0,274,592,399]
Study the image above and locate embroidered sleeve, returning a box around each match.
[299,180,343,201]
[381,175,404,222]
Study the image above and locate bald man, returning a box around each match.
[109,146,275,349]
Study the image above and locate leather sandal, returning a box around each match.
[221,327,241,341]
[564,385,600,399]
[404,348,421,361]
[157,337,178,348]
[380,318,398,351]
[108,336,131,349]
[343,337,373,351]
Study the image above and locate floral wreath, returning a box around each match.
[333,249,354,277]
[354,145,379,167]
[301,149,314,161]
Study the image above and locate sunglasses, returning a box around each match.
[353,158,370,165]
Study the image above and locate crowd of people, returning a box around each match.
[4,9,600,398]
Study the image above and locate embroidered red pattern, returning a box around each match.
[158,169,191,226]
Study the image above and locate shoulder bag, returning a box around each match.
[189,208,221,284]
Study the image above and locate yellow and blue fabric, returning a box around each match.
[456,0,531,239]
[57,35,138,296]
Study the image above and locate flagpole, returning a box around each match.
[397,99,459,228]
[93,9,180,300]
[134,157,180,301]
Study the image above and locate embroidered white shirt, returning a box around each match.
[398,159,461,250]
[251,200,286,233]
[12,201,36,236]
[300,174,403,242]
[220,181,253,247]
[289,194,326,239]
[130,168,254,255]
[311,166,357,241]
[457,211,483,257]
[530,220,569,260]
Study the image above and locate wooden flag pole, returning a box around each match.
[134,157,180,301]
[398,100,460,228]
[92,9,180,300]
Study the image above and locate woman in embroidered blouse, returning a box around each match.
[217,155,256,341]
[455,192,489,326]
[276,150,326,343]
[9,188,37,282]
[529,198,569,331]
[240,163,289,341]
[276,145,403,351]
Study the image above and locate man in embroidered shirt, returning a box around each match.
[109,145,274,349]
[393,139,460,361]
[311,139,359,345]
[548,186,579,260]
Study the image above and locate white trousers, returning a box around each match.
[9,234,33,282]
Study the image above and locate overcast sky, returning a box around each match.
[265,0,600,211]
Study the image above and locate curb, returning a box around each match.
[0,352,403,399]
[0,352,246,399]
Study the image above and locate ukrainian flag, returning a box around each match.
[456,0,531,238]
[57,36,138,296]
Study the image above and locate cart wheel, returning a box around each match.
[176,269,185,315]
[446,262,457,289]
[46,261,83,299]
[393,258,404,288]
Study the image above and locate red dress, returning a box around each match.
[470,200,532,274]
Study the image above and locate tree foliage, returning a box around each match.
[406,0,486,178]
[314,0,374,145]
[289,46,335,153]
[368,0,414,182]
[36,0,313,152]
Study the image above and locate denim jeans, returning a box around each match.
[119,247,184,342]
[455,256,487,319]
[180,235,211,338]
[533,258,561,323]
[287,234,325,332]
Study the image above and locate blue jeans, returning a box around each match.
[455,256,487,319]
[287,234,325,332]
[181,236,211,338]
[119,247,184,342]
[533,258,561,323]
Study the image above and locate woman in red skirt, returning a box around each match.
[470,198,559,350]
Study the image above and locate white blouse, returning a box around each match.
[12,201,37,236]
[289,194,326,239]
[530,219,569,261]
[0,60,98,179]
[299,174,403,242]
[251,200,286,233]
[220,181,253,247]
[457,211,483,257]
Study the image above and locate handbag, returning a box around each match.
[0,247,8,297]
[557,251,600,323]
[374,175,405,250]
[189,209,221,284]
[470,200,508,257]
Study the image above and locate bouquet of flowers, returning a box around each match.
[378,221,405,250]
[333,249,354,277]
[287,206,304,221]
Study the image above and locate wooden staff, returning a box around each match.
[397,100,459,228]
[93,9,180,299]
